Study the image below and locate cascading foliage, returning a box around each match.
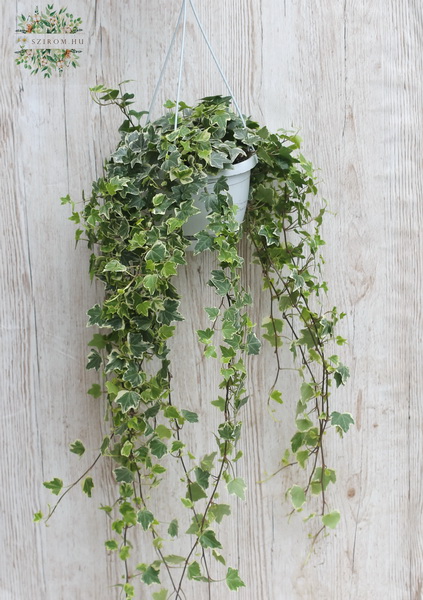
[37,86,352,600]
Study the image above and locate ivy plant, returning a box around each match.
[37,85,352,599]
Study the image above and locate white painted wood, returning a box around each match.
[1,0,422,598]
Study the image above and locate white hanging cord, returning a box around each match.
[148,0,246,129]
[174,0,188,130]
[147,0,185,122]
[188,0,246,128]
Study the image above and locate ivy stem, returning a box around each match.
[175,444,229,599]
[45,452,102,523]
[247,217,333,524]
[135,470,179,596]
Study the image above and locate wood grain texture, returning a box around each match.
[1,0,422,598]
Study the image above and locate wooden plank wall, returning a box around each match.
[1,0,422,598]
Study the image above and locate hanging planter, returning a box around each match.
[36,2,353,599]
[183,152,258,244]
[38,88,353,600]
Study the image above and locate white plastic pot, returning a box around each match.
[183,153,258,249]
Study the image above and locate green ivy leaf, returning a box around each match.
[151,464,167,474]
[105,351,125,372]
[145,403,161,419]
[137,509,154,531]
[197,328,214,344]
[291,431,305,452]
[120,502,137,526]
[270,389,283,404]
[165,407,181,420]
[123,582,134,597]
[292,272,305,290]
[86,349,102,370]
[322,510,341,529]
[69,440,85,456]
[100,436,110,455]
[143,274,159,293]
[205,345,218,358]
[164,558,186,570]
[87,304,103,326]
[168,519,179,538]
[205,307,220,320]
[114,466,134,483]
[103,259,127,272]
[123,363,144,387]
[296,450,309,468]
[289,485,306,509]
[227,477,246,501]
[195,468,210,489]
[199,529,222,549]
[128,333,150,357]
[246,332,261,355]
[167,217,184,234]
[155,425,172,439]
[145,241,167,262]
[301,382,315,402]
[194,231,214,254]
[310,467,336,494]
[119,483,134,498]
[88,333,107,349]
[209,503,231,524]
[43,478,63,496]
[295,416,314,432]
[200,451,217,472]
[181,497,193,509]
[158,299,184,325]
[211,396,226,411]
[334,364,350,387]
[212,549,226,565]
[208,270,231,296]
[296,328,317,349]
[220,345,236,362]
[115,390,140,413]
[162,261,177,277]
[88,383,102,398]
[262,316,283,348]
[330,411,354,433]
[187,561,202,581]
[142,565,161,585]
[218,422,237,440]
[209,150,229,169]
[158,324,176,340]
[185,514,203,535]
[119,545,130,561]
[152,589,169,600]
[187,482,207,502]
[181,409,198,423]
[105,540,118,551]
[149,438,167,459]
[226,567,246,591]
[128,231,146,249]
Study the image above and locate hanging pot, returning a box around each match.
[183,153,258,249]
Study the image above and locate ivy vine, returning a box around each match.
[36,86,352,599]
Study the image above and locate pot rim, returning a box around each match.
[209,152,258,180]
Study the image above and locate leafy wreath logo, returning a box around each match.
[16,4,83,77]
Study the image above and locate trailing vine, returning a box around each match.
[36,86,352,599]
[246,134,351,538]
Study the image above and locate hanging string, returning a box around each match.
[148,0,246,129]
[188,0,246,128]
[147,0,185,122]
[174,0,188,130]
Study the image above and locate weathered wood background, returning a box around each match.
[2,1,422,598]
